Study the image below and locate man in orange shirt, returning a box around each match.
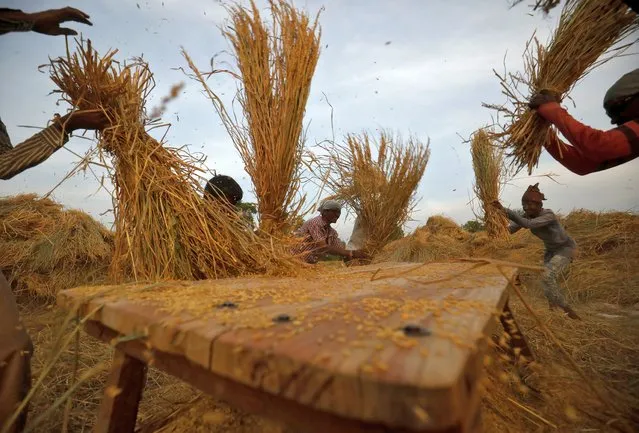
[529,68,639,175]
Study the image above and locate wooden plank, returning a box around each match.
[87,321,470,433]
[182,280,385,370]
[94,348,147,433]
[64,262,514,431]
[204,265,511,430]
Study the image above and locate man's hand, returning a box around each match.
[491,200,505,212]
[352,250,369,260]
[57,110,110,132]
[29,7,92,36]
[528,89,560,110]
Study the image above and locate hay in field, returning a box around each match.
[185,0,321,235]
[473,211,639,431]
[562,210,639,305]
[13,208,638,432]
[424,215,469,240]
[483,291,639,432]
[13,298,208,433]
[470,129,510,240]
[373,216,469,263]
[320,130,429,255]
[0,194,112,298]
[485,0,638,174]
[475,209,639,305]
[50,40,302,282]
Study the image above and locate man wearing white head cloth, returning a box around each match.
[294,200,368,263]
[528,68,639,175]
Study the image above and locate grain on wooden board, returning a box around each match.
[61,262,510,372]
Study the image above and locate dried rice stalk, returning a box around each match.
[485,0,638,174]
[50,40,301,282]
[320,131,430,255]
[511,0,561,14]
[185,0,321,235]
[470,130,510,240]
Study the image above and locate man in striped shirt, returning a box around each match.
[294,200,368,264]
[1,7,108,180]
[1,6,103,433]
[0,112,108,180]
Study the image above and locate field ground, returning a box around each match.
[10,210,639,432]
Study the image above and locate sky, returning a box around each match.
[1,0,638,240]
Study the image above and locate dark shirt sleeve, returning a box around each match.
[509,221,522,234]
[506,209,556,230]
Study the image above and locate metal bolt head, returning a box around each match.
[273,313,292,323]
[401,324,431,337]
[217,301,238,309]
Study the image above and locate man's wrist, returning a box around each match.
[52,115,74,134]
[2,10,35,32]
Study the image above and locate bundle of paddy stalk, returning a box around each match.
[185,0,321,236]
[50,40,300,282]
[486,0,638,174]
[322,131,429,255]
[470,129,509,240]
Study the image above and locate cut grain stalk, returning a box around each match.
[50,39,302,282]
[185,0,321,236]
[470,129,510,240]
[318,130,429,255]
[485,0,638,174]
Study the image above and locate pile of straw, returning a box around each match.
[483,290,639,431]
[485,0,638,174]
[470,129,510,239]
[50,40,301,282]
[0,194,112,298]
[320,131,429,254]
[13,208,639,431]
[562,210,639,305]
[186,0,321,235]
[373,215,469,263]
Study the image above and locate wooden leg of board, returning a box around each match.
[86,321,478,433]
[94,349,147,433]
[499,302,542,395]
[500,302,534,362]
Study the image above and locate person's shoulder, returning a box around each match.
[540,209,558,219]
[300,215,321,228]
[307,215,323,224]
